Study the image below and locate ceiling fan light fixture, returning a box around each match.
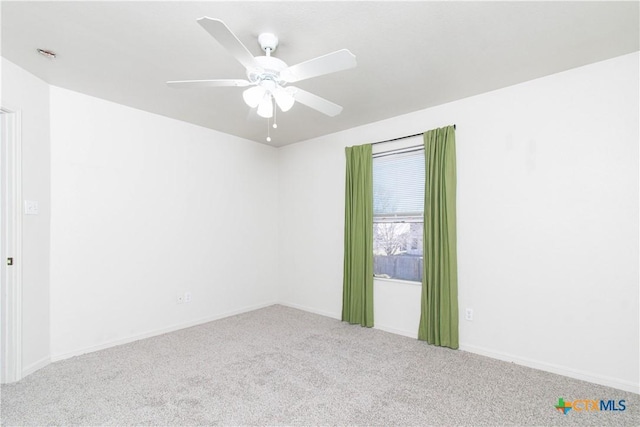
[273,87,295,112]
[242,86,266,108]
[256,95,274,118]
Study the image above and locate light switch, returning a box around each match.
[24,200,39,215]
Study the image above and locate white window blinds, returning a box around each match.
[373,148,425,219]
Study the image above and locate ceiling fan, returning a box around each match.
[167,17,357,119]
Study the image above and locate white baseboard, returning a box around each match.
[374,323,418,339]
[277,301,341,320]
[51,301,278,362]
[459,343,639,394]
[21,355,51,379]
[279,302,418,339]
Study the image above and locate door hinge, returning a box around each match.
[7,257,13,266]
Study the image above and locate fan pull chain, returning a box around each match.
[266,96,276,142]
[266,116,271,142]
[273,100,278,129]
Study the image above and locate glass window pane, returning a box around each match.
[373,222,423,282]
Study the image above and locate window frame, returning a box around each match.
[372,141,425,284]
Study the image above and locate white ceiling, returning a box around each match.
[2,1,638,147]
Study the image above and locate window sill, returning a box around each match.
[373,276,422,287]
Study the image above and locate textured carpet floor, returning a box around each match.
[1,305,638,426]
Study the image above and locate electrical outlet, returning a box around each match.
[184,292,192,303]
[177,294,184,304]
[465,308,473,321]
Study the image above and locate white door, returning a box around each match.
[1,108,22,383]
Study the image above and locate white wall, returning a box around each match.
[49,87,279,359]
[1,58,51,376]
[278,52,639,393]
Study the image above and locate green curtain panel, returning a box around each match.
[342,144,374,327]
[418,126,459,349]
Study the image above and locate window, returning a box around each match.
[373,147,425,282]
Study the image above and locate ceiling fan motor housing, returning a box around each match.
[248,56,288,86]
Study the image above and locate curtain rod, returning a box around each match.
[371,124,456,146]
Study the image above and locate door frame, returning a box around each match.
[1,106,23,383]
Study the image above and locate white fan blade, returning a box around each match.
[197,17,258,70]
[290,87,343,117]
[167,79,251,88]
[280,49,356,83]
